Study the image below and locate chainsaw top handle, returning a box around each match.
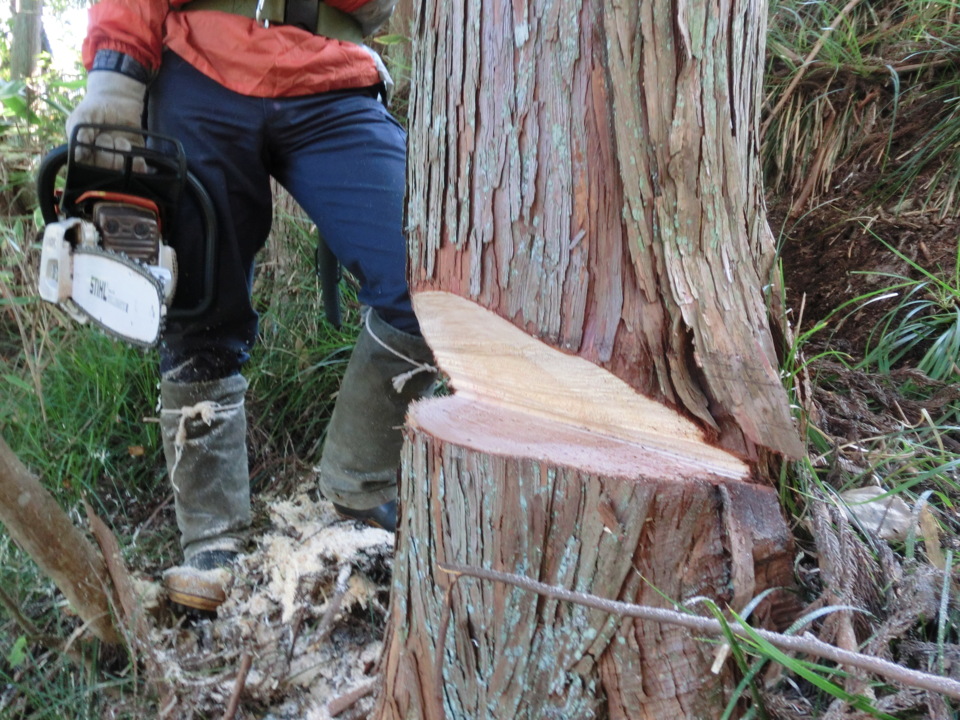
[37,125,218,321]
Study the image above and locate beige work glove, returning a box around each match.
[66,71,147,171]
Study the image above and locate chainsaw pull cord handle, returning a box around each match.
[37,144,69,225]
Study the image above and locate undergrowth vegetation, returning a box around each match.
[0,32,363,716]
[763,0,960,714]
[0,1,958,718]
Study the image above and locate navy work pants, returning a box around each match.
[148,51,415,381]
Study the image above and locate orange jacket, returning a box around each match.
[82,0,382,97]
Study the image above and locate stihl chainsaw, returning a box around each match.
[37,125,216,346]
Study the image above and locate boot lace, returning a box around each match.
[363,309,438,393]
[161,399,244,492]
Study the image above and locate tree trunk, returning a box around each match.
[11,0,43,80]
[0,435,121,645]
[376,0,800,717]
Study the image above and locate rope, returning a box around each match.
[363,310,438,393]
[160,399,244,492]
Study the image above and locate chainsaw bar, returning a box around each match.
[71,247,165,347]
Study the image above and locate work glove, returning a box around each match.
[65,70,147,171]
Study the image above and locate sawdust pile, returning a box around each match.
[147,488,394,719]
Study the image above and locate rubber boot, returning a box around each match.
[319,308,437,531]
[158,374,250,611]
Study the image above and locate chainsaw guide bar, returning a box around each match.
[70,247,166,347]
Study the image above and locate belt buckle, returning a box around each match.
[255,0,284,27]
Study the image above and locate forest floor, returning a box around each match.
[766,142,960,717]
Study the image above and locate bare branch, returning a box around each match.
[221,653,253,720]
[328,679,378,717]
[438,561,960,700]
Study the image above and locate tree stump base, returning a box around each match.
[376,396,794,719]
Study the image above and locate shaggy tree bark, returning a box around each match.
[375,0,800,717]
[0,435,121,644]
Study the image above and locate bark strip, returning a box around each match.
[0,434,121,644]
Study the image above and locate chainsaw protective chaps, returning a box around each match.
[319,308,437,510]
[160,374,250,560]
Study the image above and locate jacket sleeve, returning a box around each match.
[327,0,397,37]
[81,0,172,72]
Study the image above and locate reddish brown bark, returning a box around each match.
[405,0,800,461]
[376,0,800,716]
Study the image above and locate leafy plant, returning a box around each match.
[858,233,960,384]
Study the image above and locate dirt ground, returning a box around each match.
[774,166,959,362]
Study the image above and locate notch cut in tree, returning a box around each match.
[377,296,797,718]
[376,0,802,717]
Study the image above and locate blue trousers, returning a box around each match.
[148,51,416,381]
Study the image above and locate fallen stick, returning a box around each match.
[85,503,179,708]
[222,653,253,720]
[438,561,960,700]
[0,435,121,644]
[328,679,377,717]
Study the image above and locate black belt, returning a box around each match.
[182,0,363,44]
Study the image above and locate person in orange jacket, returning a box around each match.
[67,0,437,612]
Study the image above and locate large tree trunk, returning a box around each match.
[376,0,800,716]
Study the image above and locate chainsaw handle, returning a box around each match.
[37,138,217,321]
[168,170,218,321]
[37,144,69,225]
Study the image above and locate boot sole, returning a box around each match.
[164,570,228,612]
[167,587,226,613]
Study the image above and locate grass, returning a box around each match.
[858,235,960,385]
[0,167,358,719]
[762,0,960,703]
[763,0,960,217]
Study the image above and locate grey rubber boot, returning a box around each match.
[159,374,251,562]
[319,308,437,512]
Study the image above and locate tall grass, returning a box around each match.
[763,0,960,216]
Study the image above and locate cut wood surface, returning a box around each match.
[405,0,802,461]
[414,291,748,480]
[379,0,803,715]
[0,435,121,644]
[375,293,796,719]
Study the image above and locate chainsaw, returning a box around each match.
[37,124,217,346]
